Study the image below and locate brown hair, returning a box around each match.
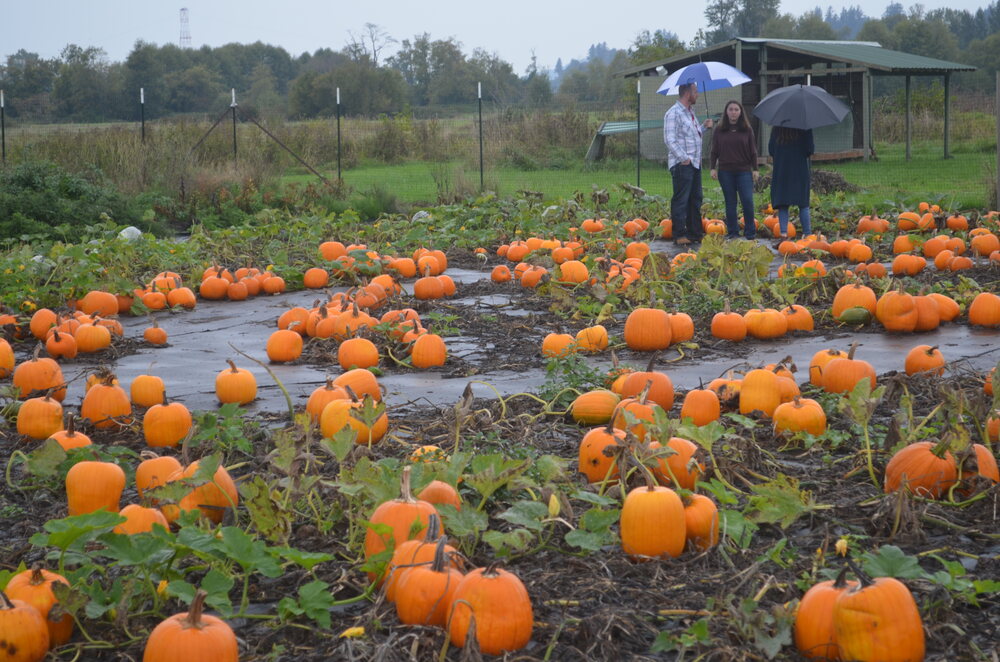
[775,127,805,144]
[719,100,751,132]
[678,82,696,99]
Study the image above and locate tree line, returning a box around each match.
[2,2,1000,123]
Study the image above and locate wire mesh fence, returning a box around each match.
[0,85,995,212]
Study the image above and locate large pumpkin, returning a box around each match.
[447,564,533,656]
[142,590,238,662]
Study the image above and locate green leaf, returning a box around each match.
[296,580,335,629]
[534,454,570,482]
[482,529,534,557]
[497,500,548,532]
[25,438,67,477]
[218,527,282,578]
[861,545,926,579]
[464,455,532,505]
[319,428,356,462]
[747,474,829,529]
[98,531,173,566]
[241,476,293,544]
[83,578,125,619]
[438,504,488,539]
[276,547,334,572]
[564,527,616,552]
[570,490,618,507]
[30,510,125,553]
[720,509,757,549]
[578,507,620,532]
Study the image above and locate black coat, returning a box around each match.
[768,129,814,208]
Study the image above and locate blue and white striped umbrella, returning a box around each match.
[656,61,751,96]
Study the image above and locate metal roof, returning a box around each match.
[617,38,976,78]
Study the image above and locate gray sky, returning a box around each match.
[6,0,989,74]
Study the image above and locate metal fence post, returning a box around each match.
[336,87,342,181]
[636,79,641,188]
[1,89,5,164]
[140,88,145,144]
[230,88,238,165]
[478,82,484,191]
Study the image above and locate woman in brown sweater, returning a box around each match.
[709,100,759,240]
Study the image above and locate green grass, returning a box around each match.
[285,140,993,210]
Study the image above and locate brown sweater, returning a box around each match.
[710,128,758,172]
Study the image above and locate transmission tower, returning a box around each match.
[179,8,191,48]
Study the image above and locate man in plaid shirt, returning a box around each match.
[664,83,713,245]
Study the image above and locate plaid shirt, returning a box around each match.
[664,101,703,170]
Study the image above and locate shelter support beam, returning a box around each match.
[905,75,911,161]
[944,72,952,159]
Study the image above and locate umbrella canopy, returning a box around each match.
[752,84,850,130]
[656,61,751,96]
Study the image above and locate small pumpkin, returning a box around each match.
[884,441,957,499]
[794,568,858,661]
[81,371,133,429]
[49,414,93,451]
[683,493,719,552]
[364,467,438,577]
[620,477,686,559]
[904,344,945,376]
[394,537,464,627]
[66,460,126,516]
[143,396,193,448]
[0,589,50,661]
[142,590,238,662]
[833,574,924,662]
[577,421,625,483]
[16,395,64,441]
[447,564,533,656]
[131,374,166,408]
[5,565,73,646]
[215,360,257,404]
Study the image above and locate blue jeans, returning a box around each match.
[718,170,756,239]
[670,163,703,241]
[777,206,812,236]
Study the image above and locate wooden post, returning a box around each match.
[995,72,999,208]
[758,44,768,156]
[904,75,911,161]
[943,72,951,159]
[862,70,871,162]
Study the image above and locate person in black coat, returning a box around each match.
[768,127,814,238]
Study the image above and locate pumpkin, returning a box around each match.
[278,307,310,334]
[305,379,348,423]
[744,308,788,339]
[135,454,183,500]
[66,460,126,516]
[160,460,239,524]
[131,374,166,408]
[338,337,380,371]
[884,441,957,499]
[773,396,827,436]
[809,348,847,387]
[648,436,703,490]
[320,390,388,445]
[620,480,686,559]
[782,304,814,332]
[319,240,347,261]
[447,564,533,655]
[411,333,447,368]
[0,590,50,661]
[302,267,329,289]
[265,327,303,363]
[968,292,1000,327]
[44,328,78,360]
[959,444,1000,495]
[739,368,781,417]
[575,325,609,352]
[5,566,73,646]
[215,360,257,404]
[833,575,924,662]
[12,347,66,401]
[619,355,674,411]
[383,514,460,598]
[823,344,876,394]
[875,287,918,332]
[49,415,92,451]
[542,333,575,357]
[81,373,132,429]
[167,286,197,309]
[577,421,625,483]
[570,389,621,425]
[904,345,945,376]
[0,338,14,378]
[416,480,462,511]
[928,292,961,323]
[666,313,695,343]
[680,386,721,426]
[912,295,940,332]
[364,467,437,576]
[143,397,193,448]
[832,283,877,319]
[623,307,671,351]
[711,302,747,341]
[333,368,381,402]
[16,396,63,441]
[114,503,170,535]
[142,590,238,662]
[78,290,118,317]
[74,322,112,353]
[794,568,858,661]
[394,537,464,627]
[683,493,719,552]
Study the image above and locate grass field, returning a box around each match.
[281,141,994,211]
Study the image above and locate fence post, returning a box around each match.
[478,82,484,192]
[1,89,5,164]
[230,88,238,165]
[140,87,145,144]
[996,72,999,209]
[336,87,342,181]
[636,79,641,188]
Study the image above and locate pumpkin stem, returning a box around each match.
[832,564,851,589]
[344,384,360,403]
[846,342,859,361]
[399,466,417,503]
[430,536,450,573]
[29,564,45,586]
[32,343,43,362]
[645,352,659,373]
[0,589,15,611]
[423,513,442,541]
[482,561,503,578]
[183,590,209,630]
[226,359,239,373]
[845,558,871,588]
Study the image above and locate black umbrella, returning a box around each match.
[752,84,850,130]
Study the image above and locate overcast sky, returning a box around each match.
[6,0,989,74]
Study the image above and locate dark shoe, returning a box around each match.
[725,234,740,240]
[744,234,756,240]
